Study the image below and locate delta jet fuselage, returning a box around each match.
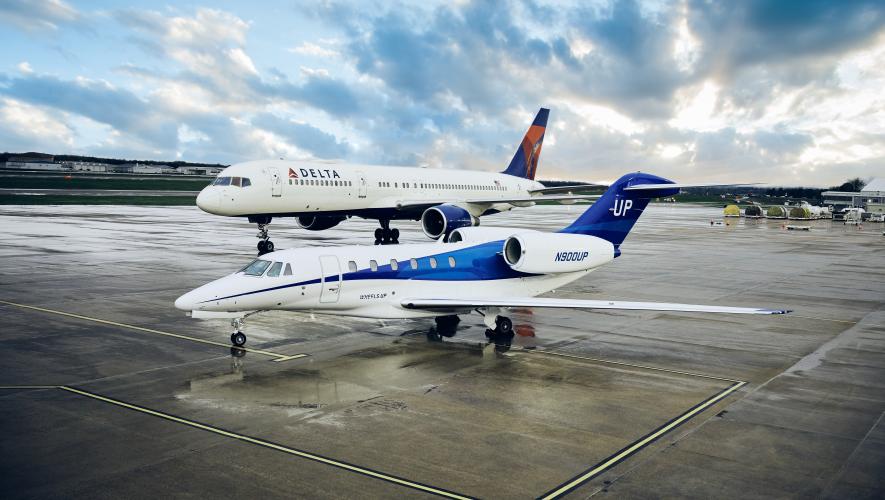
[195,159,543,222]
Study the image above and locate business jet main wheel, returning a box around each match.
[495,316,513,335]
[231,331,247,347]
[390,228,400,243]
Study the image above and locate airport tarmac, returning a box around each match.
[1,204,883,499]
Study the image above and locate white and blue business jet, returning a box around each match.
[176,172,790,347]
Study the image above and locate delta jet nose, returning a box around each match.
[196,187,221,214]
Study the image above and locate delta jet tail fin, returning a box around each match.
[501,108,549,180]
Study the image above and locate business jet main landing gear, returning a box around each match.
[374,219,400,245]
[480,308,514,344]
[250,216,274,256]
[230,317,247,347]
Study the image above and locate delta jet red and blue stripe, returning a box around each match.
[176,172,790,347]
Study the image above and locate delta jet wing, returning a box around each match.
[394,193,601,210]
[401,297,791,315]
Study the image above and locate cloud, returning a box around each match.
[4,1,885,185]
[0,0,78,32]
[0,73,177,149]
[252,113,350,159]
[288,42,340,58]
[0,97,75,149]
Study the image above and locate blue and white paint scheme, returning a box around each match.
[176,171,790,347]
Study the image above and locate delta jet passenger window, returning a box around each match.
[410,258,418,269]
[448,256,456,267]
[267,262,282,277]
[390,259,398,270]
[240,259,271,276]
[429,257,437,269]
[370,260,378,271]
[348,261,357,272]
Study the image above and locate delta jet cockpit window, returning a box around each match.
[240,259,271,276]
[212,176,251,187]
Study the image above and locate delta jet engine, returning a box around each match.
[421,204,479,240]
[296,215,346,231]
[502,233,615,273]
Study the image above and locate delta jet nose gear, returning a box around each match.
[250,216,274,255]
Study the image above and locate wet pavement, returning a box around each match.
[0,204,883,498]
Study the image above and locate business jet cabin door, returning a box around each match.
[269,167,282,197]
[319,255,342,303]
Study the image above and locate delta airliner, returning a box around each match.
[194,108,602,254]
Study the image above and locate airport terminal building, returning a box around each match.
[822,177,885,214]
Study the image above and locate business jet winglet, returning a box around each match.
[176,170,790,348]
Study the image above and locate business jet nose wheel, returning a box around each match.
[230,318,247,347]
[374,220,400,245]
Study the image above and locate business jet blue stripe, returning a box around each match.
[201,240,537,303]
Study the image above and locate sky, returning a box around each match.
[1,0,884,186]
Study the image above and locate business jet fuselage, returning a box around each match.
[177,171,790,348]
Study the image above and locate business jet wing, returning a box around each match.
[401,297,790,315]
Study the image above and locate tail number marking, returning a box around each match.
[555,251,589,262]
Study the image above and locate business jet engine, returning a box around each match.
[421,204,479,240]
[448,226,536,243]
[502,232,615,274]
[296,215,346,231]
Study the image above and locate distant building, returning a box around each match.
[177,166,224,175]
[861,178,885,214]
[4,152,62,170]
[64,161,111,172]
[131,163,171,174]
[822,177,885,214]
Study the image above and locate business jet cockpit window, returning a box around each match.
[212,176,251,187]
[240,259,271,276]
[266,262,283,277]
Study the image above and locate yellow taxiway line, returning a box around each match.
[0,300,306,363]
[539,380,746,499]
[54,385,473,499]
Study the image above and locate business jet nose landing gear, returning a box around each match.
[230,317,247,347]
[250,216,274,255]
[374,219,400,245]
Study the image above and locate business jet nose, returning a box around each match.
[174,290,200,311]
[196,188,221,214]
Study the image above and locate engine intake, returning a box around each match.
[421,204,478,240]
[502,232,614,273]
[297,215,346,231]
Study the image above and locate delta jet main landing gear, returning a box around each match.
[374,219,400,245]
[250,216,274,255]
